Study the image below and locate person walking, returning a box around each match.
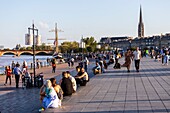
[122,49,133,72]
[4,66,12,85]
[51,58,56,73]
[36,59,40,69]
[13,64,22,88]
[133,47,142,72]
[163,50,169,65]
[11,61,15,74]
[84,57,89,72]
[71,58,74,67]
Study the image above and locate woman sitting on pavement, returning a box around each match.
[66,71,77,92]
[75,68,89,86]
[39,80,60,112]
[61,72,74,96]
[50,78,63,107]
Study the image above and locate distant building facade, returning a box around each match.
[25,34,41,46]
[100,36,132,50]
[99,6,170,50]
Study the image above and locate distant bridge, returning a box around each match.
[0,50,53,56]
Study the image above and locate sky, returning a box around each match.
[1,0,170,48]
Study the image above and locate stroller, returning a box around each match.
[22,72,32,89]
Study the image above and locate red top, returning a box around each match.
[6,69,12,76]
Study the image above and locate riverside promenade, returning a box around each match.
[44,57,170,113]
[0,57,170,113]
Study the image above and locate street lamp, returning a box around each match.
[28,22,38,87]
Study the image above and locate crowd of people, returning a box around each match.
[4,47,170,112]
[38,65,90,112]
[4,60,30,88]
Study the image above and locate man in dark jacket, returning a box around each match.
[61,72,73,96]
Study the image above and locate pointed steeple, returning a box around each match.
[139,5,142,23]
[138,5,144,38]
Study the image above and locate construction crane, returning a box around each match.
[48,23,66,54]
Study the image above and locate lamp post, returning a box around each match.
[28,22,38,87]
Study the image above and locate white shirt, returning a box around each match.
[69,76,77,92]
[133,50,141,60]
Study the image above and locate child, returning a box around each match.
[4,66,12,85]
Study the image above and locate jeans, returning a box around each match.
[15,74,20,88]
[134,60,140,71]
[5,76,11,85]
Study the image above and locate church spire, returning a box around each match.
[138,5,144,38]
[139,5,142,23]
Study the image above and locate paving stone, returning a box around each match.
[1,58,170,113]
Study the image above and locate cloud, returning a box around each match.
[38,21,49,29]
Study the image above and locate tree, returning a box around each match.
[83,37,97,52]
[59,41,79,53]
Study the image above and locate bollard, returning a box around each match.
[31,63,33,69]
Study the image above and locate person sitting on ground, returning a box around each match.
[92,62,101,75]
[50,78,63,107]
[103,60,108,70]
[99,58,105,73]
[75,68,89,86]
[61,72,74,96]
[39,80,59,112]
[66,71,77,92]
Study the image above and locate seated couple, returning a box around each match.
[60,71,77,96]
[75,66,89,86]
[39,78,63,112]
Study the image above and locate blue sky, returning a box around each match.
[1,0,170,48]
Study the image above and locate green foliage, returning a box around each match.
[18,44,54,51]
[56,37,98,53]
[59,41,79,53]
[83,37,97,52]
[26,47,32,50]
[20,47,26,50]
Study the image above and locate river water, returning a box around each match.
[0,55,52,74]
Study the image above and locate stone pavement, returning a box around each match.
[43,57,170,113]
[0,61,95,113]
